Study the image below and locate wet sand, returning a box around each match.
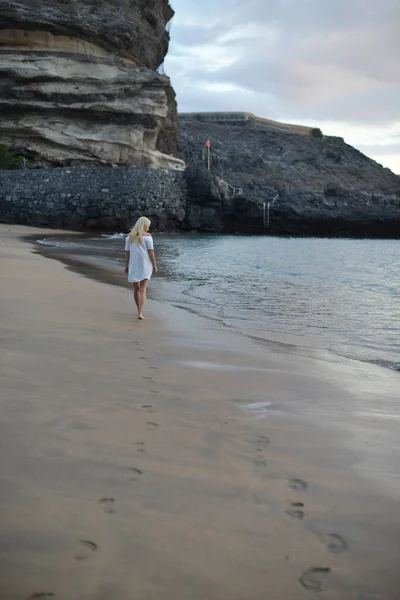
[1,225,400,600]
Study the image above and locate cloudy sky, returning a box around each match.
[165,0,400,174]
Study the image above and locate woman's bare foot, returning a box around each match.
[138,315,145,320]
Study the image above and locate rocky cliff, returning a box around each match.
[179,120,400,236]
[0,162,399,237]
[0,0,181,168]
[0,167,187,230]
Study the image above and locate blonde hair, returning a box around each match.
[129,216,151,245]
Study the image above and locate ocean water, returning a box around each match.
[37,234,400,372]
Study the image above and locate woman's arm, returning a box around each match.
[124,251,130,273]
[148,249,158,273]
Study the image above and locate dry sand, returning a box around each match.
[1,225,400,600]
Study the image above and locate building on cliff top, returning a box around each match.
[179,112,320,136]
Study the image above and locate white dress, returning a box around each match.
[125,234,154,283]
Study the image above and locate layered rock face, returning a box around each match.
[0,0,181,168]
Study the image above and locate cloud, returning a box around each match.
[166,0,400,173]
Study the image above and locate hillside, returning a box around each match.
[179,120,398,198]
[178,119,400,236]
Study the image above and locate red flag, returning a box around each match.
[205,139,211,148]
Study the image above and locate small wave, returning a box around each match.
[36,238,98,250]
[101,233,126,240]
[36,238,80,248]
[36,238,55,247]
[371,359,400,372]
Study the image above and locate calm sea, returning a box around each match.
[37,234,400,372]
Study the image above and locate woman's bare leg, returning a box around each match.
[133,282,140,313]
[138,279,149,320]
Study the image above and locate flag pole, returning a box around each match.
[205,139,211,170]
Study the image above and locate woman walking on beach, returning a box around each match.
[125,216,157,320]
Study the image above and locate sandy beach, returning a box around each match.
[1,225,400,600]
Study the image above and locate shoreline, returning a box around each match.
[28,228,400,495]
[30,230,400,374]
[25,226,400,495]
[1,225,400,599]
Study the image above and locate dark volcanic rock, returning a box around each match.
[1,116,399,237]
[178,120,400,236]
[0,162,398,237]
[0,167,187,231]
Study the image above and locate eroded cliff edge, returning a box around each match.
[0,0,180,168]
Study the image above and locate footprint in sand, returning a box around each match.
[143,377,153,382]
[288,478,308,491]
[135,441,146,453]
[325,533,348,554]
[74,540,98,562]
[286,502,305,520]
[141,404,153,411]
[249,434,270,452]
[220,419,237,427]
[253,457,267,469]
[99,497,116,514]
[253,457,268,478]
[251,492,268,506]
[299,567,331,592]
[150,366,158,371]
[140,357,148,361]
[29,594,55,599]
[150,390,159,395]
[127,467,143,482]
[256,435,270,450]
[147,421,158,431]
